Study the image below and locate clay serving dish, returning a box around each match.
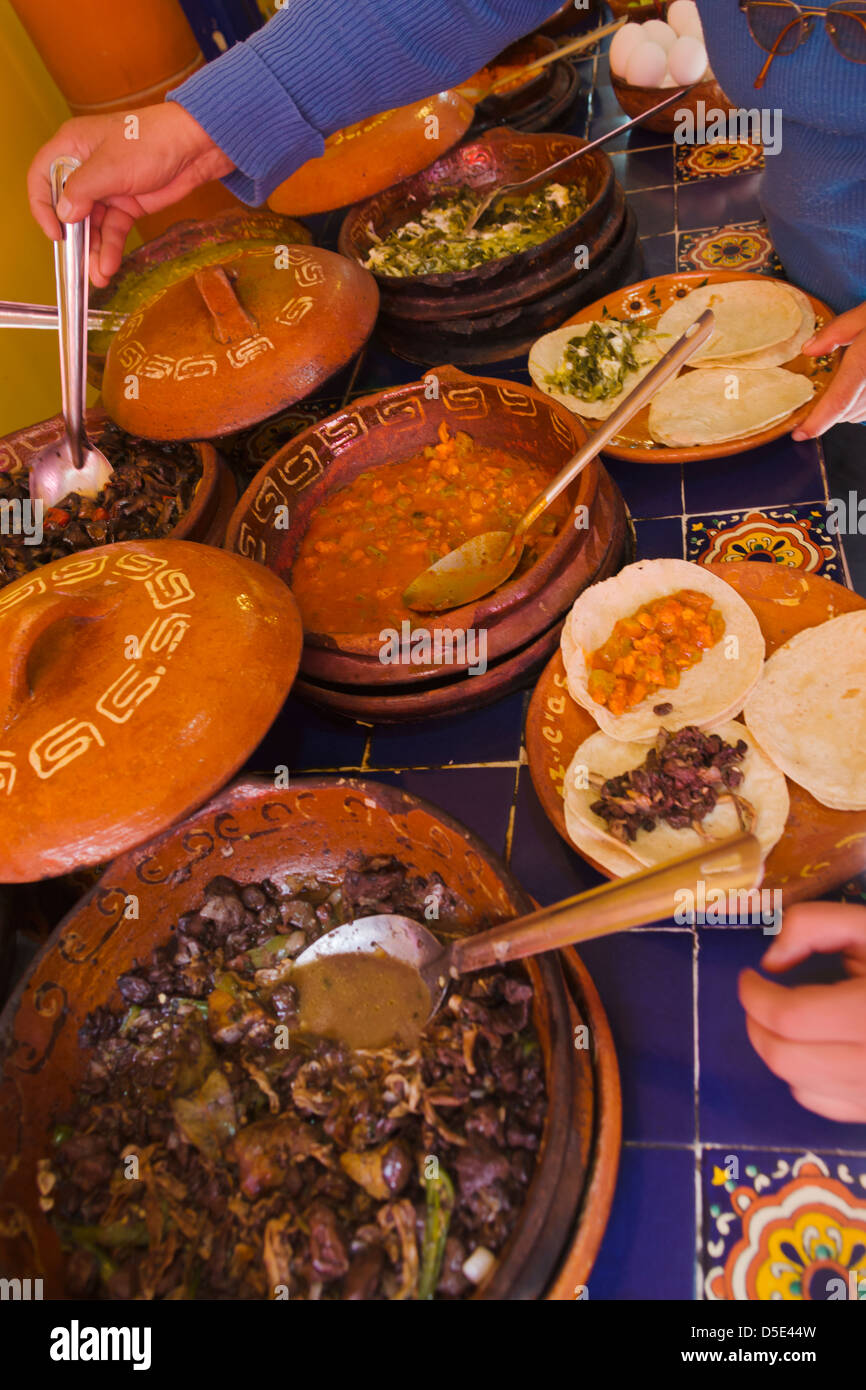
[0,541,303,883]
[537,0,605,34]
[525,562,866,906]
[0,776,617,1300]
[457,34,558,107]
[337,127,617,308]
[470,58,584,138]
[102,247,379,442]
[610,72,731,133]
[88,208,313,386]
[224,366,628,688]
[267,92,475,217]
[0,407,235,567]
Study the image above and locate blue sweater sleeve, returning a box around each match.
[169,0,564,205]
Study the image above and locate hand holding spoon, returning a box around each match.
[403,308,714,613]
[28,157,113,510]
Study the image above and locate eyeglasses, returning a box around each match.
[739,1,866,87]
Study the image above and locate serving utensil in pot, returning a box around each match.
[484,17,628,95]
[403,307,715,613]
[462,84,694,233]
[28,158,114,510]
[294,831,763,1026]
[0,300,122,331]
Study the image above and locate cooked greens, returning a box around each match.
[545,318,656,403]
[362,182,588,277]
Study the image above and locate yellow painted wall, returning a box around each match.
[0,4,74,434]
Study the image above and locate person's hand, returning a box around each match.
[793,302,866,439]
[27,103,235,287]
[739,901,866,1123]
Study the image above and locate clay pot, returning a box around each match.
[0,776,599,1299]
[88,209,314,388]
[338,127,618,306]
[537,0,605,35]
[470,58,583,137]
[224,368,629,686]
[0,407,235,560]
[611,73,732,134]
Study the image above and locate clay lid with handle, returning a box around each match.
[102,245,379,440]
[0,540,302,882]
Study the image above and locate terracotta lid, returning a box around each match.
[0,539,302,882]
[267,91,474,216]
[102,246,379,440]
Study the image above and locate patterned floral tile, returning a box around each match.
[678,220,785,277]
[686,505,843,582]
[675,141,765,184]
[701,1150,866,1301]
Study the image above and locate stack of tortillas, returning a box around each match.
[648,280,815,445]
[744,611,866,810]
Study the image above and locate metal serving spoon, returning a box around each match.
[0,300,121,331]
[403,308,714,613]
[28,158,114,510]
[294,831,763,1028]
[462,84,694,234]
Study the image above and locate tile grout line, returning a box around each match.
[693,923,705,1300]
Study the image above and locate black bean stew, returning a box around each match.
[42,859,546,1300]
[0,423,201,586]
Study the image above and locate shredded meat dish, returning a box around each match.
[42,859,546,1300]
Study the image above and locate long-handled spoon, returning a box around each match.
[403,307,714,613]
[0,300,121,331]
[462,84,694,234]
[293,831,762,1041]
[28,157,114,510]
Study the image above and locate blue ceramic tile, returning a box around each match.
[700,1147,866,1300]
[686,504,843,581]
[640,232,677,277]
[682,438,825,514]
[576,931,695,1144]
[602,453,682,519]
[698,928,866,1151]
[678,220,784,277]
[587,83,635,140]
[509,768,607,906]
[588,1146,696,1299]
[368,690,525,768]
[676,171,764,231]
[245,692,367,774]
[370,767,514,858]
[610,146,674,192]
[350,339,425,394]
[634,516,685,561]
[625,186,676,237]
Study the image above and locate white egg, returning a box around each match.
[610,22,645,78]
[667,34,708,86]
[667,0,704,40]
[624,39,668,89]
[661,72,679,87]
[640,19,677,52]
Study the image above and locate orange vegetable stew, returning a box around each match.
[292,424,570,634]
[587,589,725,717]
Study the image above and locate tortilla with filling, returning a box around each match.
[563,720,789,870]
[655,280,802,362]
[648,366,813,447]
[561,558,765,742]
[528,320,666,420]
[744,610,866,810]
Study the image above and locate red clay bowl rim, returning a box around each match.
[224,369,595,654]
[337,128,615,293]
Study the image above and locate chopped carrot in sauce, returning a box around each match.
[586,589,725,717]
[292,425,569,635]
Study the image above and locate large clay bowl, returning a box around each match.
[224,368,630,683]
[88,208,313,387]
[456,35,558,110]
[0,407,235,573]
[0,776,597,1300]
[610,73,731,134]
[292,506,628,723]
[338,127,616,306]
[296,464,628,691]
